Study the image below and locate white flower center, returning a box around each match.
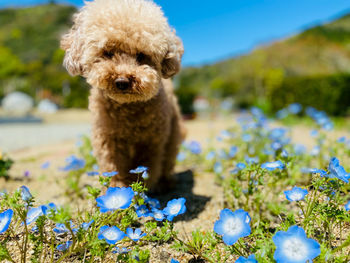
[268,163,279,168]
[154,211,163,219]
[103,228,119,240]
[0,216,7,230]
[128,232,139,239]
[223,217,243,236]
[28,209,42,222]
[290,192,303,201]
[170,204,181,215]
[106,195,126,209]
[282,237,308,260]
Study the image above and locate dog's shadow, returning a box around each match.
[151,170,211,222]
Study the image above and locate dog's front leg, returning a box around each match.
[90,132,121,185]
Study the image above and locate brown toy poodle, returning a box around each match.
[60,0,185,192]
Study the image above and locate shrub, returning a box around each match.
[270,74,350,116]
[0,152,13,180]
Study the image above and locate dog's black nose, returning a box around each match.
[115,77,131,91]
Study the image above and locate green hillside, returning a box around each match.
[0,4,349,115]
[0,4,89,108]
[176,13,350,115]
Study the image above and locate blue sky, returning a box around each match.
[1,0,349,66]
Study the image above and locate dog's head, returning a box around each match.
[61,0,184,104]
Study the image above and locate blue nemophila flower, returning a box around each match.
[171,259,179,263]
[24,170,30,177]
[236,254,257,263]
[288,103,302,114]
[310,146,320,156]
[43,202,57,216]
[237,163,246,170]
[307,108,334,131]
[141,171,149,179]
[218,149,228,159]
[56,241,72,251]
[26,206,47,225]
[112,247,130,254]
[81,220,94,230]
[270,141,282,151]
[188,141,202,154]
[242,134,252,142]
[276,108,288,119]
[269,128,287,141]
[163,198,186,221]
[0,209,13,234]
[126,227,147,242]
[273,225,320,263]
[136,205,152,218]
[206,151,216,161]
[310,129,318,137]
[96,187,134,213]
[220,130,232,139]
[251,106,263,116]
[323,121,333,131]
[228,146,238,158]
[152,208,165,221]
[345,201,350,211]
[281,149,289,158]
[261,160,285,171]
[130,166,148,174]
[231,162,247,175]
[53,221,76,234]
[102,171,118,177]
[245,156,259,165]
[41,161,50,169]
[177,152,186,162]
[98,226,126,244]
[294,144,306,155]
[145,197,160,209]
[337,136,346,143]
[214,208,251,245]
[87,171,99,176]
[300,168,327,176]
[216,135,223,142]
[20,185,32,201]
[213,162,223,174]
[284,187,308,202]
[53,223,69,234]
[327,157,350,183]
[60,155,85,171]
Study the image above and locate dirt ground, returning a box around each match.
[0,111,231,262]
[0,110,347,262]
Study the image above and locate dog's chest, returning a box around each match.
[110,100,171,142]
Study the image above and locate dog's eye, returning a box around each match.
[136,52,147,63]
[103,50,114,58]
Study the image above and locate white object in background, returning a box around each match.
[37,99,58,114]
[2,92,34,115]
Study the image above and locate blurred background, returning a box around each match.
[0,0,350,151]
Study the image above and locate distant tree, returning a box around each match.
[0,46,24,78]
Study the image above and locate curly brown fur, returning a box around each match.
[60,0,185,192]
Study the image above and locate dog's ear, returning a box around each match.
[161,31,184,79]
[60,17,85,76]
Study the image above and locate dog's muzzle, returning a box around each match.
[115,77,131,91]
